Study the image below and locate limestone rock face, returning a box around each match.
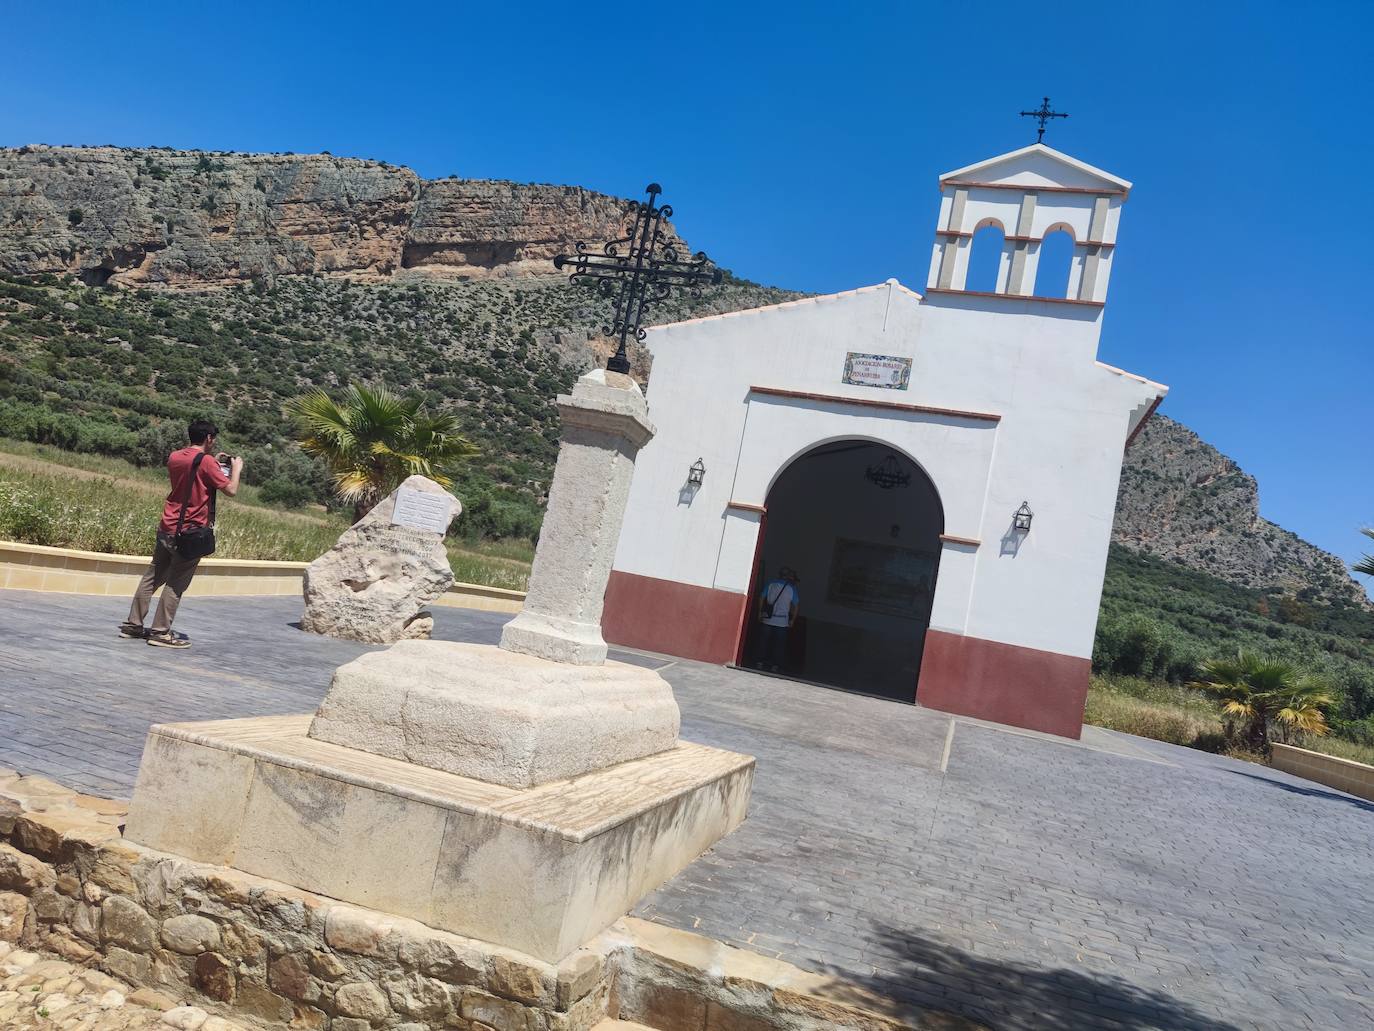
[0,146,685,289]
[300,477,459,644]
[1115,415,1371,609]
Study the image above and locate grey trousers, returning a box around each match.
[127,532,201,634]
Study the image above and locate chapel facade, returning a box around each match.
[601,144,1167,738]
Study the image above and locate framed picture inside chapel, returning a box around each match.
[825,538,938,618]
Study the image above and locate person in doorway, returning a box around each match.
[756,566,800,673]
[119,419,242,648]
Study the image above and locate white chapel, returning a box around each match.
[601,143,1167,738]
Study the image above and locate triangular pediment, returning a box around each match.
[650,280,923,334]
[940,144,1131,193]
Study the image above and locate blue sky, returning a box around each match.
[3,1,1371,586]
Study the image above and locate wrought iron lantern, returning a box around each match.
[865,454,910,490]
[1014,501,1034,532]
[687,458,706,487]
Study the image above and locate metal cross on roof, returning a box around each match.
[553,183,723,375]
[1020,97,1068,143]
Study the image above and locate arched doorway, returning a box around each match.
[741,441,944,702]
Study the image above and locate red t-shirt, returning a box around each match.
[159,446,231,534]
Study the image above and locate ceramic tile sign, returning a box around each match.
[391,486,454,535]
[843,352,912,390]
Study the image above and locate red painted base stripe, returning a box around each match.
[917,628,1089,739]
[603,570,747,665]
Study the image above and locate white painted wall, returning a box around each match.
[612,280,1163,662]
[612,145,1162,664]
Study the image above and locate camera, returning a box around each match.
[217,455,235,479]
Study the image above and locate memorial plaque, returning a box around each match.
[392,486,454,535]
[843,352,912,390]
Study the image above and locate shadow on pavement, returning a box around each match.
[852,923,1242,1031]
[1227,768,1374,813]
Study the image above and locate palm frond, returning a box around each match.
[288,383,476,514]
[1356,527,1374,577]
[1277,706,1330,735]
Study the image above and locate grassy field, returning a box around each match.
[0,441,531,591]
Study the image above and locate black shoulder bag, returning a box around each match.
[171,452,217,560]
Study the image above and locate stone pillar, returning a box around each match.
[499,368,654,665]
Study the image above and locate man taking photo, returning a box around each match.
[119,419,243,648]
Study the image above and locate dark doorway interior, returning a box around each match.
[742,441,943,702]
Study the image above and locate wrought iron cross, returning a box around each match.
[553,183,723,374]
[1020,97,1068,143]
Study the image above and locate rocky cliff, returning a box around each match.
[0,146,681,288]
[1115,414,1369,608]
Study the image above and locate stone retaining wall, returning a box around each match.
[1270,743,1374,803]
[0,770,979,1031]
[0,541,525,614]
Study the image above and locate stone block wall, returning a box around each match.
[0,769,978,1031]
[0,541,526,612]
[1270,743,1374,803]
[0,770,613,1030]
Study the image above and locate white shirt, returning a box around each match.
[761,580,797,628]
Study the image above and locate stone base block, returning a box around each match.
[124,716,753,963]
[308,640,682,788]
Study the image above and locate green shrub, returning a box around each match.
[259,476,315,509]
[1093,613,1199,682]
[0,482,57,545]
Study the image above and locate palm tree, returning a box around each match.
[1355,528,1374,578]
[1191,652,1333,754]
[287,384,477,523]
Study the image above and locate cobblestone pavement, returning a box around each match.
[3,590,1372,1030]
[0,940,248,1029]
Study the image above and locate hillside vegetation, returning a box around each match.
[0,271,792,539]
[1094,544,1374,743]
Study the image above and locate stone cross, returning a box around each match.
[498,367,655,665]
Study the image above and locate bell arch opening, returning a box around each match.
[741,439,944,702]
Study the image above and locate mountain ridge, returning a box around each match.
[0,145,689,289]
[1116,414,1369,609]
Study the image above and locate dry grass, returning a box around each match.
[1084,674,1226,750]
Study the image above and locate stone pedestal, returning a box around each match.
[308,641,680,788]
[124,716,754,963]
[499,369,654,666]
[124,365,754,966]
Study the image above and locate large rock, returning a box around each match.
[300,476,459,644]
